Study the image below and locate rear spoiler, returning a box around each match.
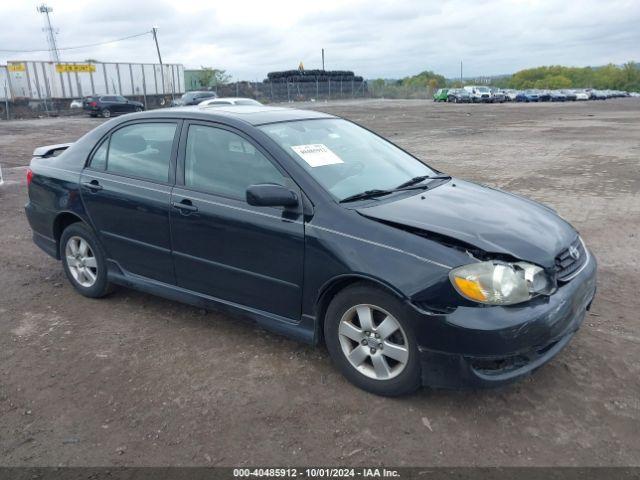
[32,143,74,158]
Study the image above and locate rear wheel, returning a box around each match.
[324,284,421,396]
[60,223,113,298]
[101,108,111,118]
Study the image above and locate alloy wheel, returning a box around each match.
[65,236,98,288]
[338,304,409,380]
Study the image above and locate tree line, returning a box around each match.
[369,63,640,97]
[494,63,640,91]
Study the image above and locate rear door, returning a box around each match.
[169,121,305,320]
[80,120,181,283]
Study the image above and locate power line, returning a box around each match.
[0,30,151,54]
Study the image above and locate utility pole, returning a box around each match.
[322,48,325,71]
[38,4,60,63]
[151,26,166,96]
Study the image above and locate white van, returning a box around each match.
[463,85,492,103]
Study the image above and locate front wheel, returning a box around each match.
[135,106,143,112]
[324,284,421,396]
[101,108,111,118]
[60,222,113,298]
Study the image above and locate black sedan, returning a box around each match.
[25,106,597,396]
[446,89,471,103]
[82,95,144,118]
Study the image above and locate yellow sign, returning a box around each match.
[8,63,26,72]
[55,63,96,73]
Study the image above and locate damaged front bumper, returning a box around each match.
[409,249,597,389]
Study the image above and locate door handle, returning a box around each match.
[171,200,198,213]
[82,180,103,191]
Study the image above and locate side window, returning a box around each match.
[90,139,108,170]
[107,123,177,183]
[184,125,286,200]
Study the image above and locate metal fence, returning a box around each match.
[2,61,184,100]
[0,65,9,101]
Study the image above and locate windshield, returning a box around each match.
[259,119,437,201]
[477,87,490,93]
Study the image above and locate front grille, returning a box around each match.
[556,237,586,281]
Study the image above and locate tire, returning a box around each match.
[101,108,111,118]
[135,106,143,112]
[60,222,113,298]
[324,284,421,396]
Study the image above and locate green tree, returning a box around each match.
[197,67,231,88]
[503,63,639,91]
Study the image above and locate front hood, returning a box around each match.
[357,179,577,268]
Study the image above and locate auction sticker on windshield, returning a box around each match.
[291,144,344,167]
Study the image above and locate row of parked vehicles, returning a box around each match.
[434,86,638,103]
[75,91,263,117]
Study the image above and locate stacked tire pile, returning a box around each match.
[265,69,364,83]
[263,69,367,101]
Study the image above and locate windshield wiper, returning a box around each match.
[340,175,453,204]
[395,175,430,189]
[394,174,451,189]
[339,189,392,203]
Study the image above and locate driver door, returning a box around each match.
[169,122,305,320]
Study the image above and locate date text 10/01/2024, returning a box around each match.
[233,468,401,478]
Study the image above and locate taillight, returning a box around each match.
[89,101,97,107]
[27,168,33,186]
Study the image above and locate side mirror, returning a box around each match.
[246,184,298,207]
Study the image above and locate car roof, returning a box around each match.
[206,97,257,102]
[136,105,335,126]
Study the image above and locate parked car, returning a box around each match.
[82,96,144,118]
[446,88,471,103]
[549,91,567,102]
[537,90,551,102]
[464,85,492,102]
[503,89,519,101]
[199,97,263,107]
[433,88,449,102]
[171,91,218,106]
[490,89,506,103]
[516,90,539,102]
[574,90,590,101]
[25,106,597,396]
[561,90,577,101]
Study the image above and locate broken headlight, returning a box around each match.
[449,261,554,305]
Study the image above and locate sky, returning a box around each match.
[1,0,639,80]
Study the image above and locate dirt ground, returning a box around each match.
[1,99,639,467]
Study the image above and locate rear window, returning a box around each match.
[90,123,177,183]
